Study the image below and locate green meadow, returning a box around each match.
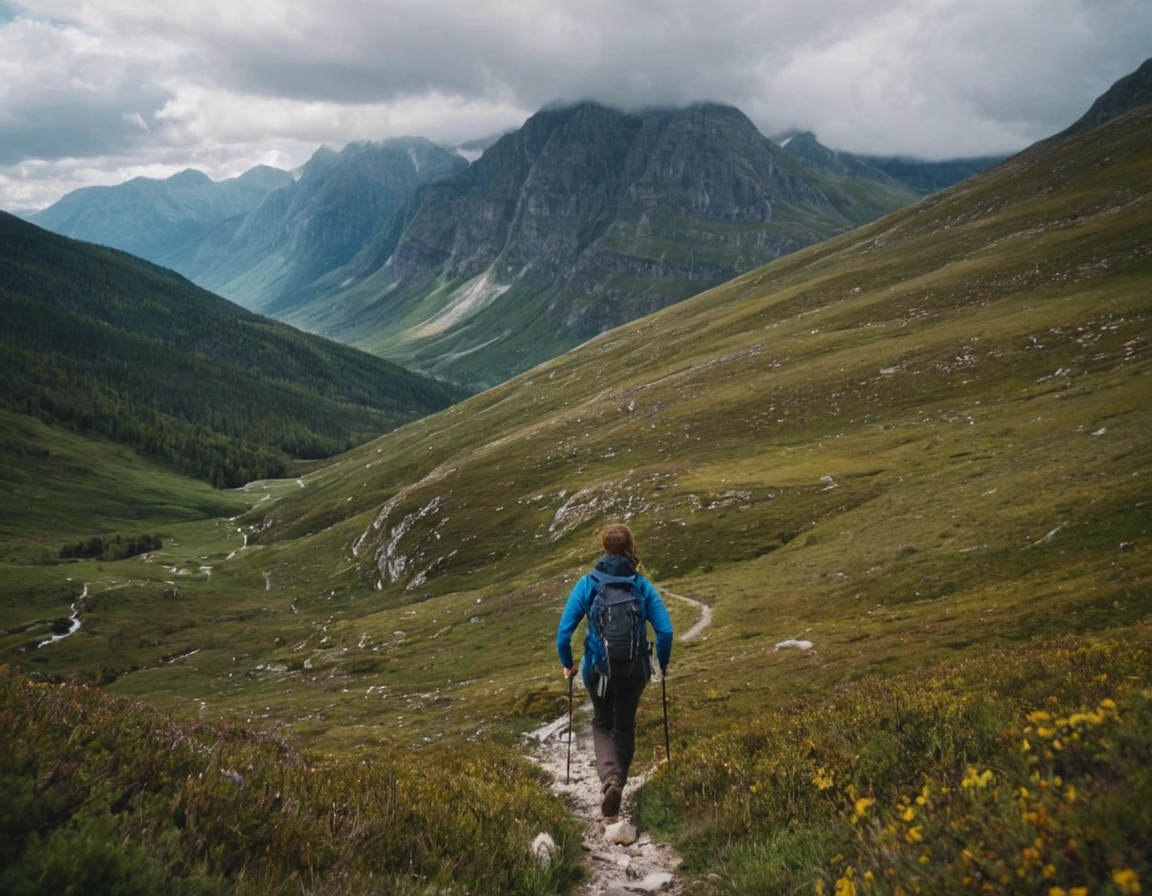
[3,107,1151,893]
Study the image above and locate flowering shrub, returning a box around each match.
[833,692,1151,895]
[637,637,1152,896]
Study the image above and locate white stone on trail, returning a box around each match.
[605,822,638,845]
[526,714,571,743]
[631,871,676,891]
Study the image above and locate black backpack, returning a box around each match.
[589,572,646,678]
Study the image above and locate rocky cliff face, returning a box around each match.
[316,102,910,386]
[190,139,468,315]
[387,104,830,288]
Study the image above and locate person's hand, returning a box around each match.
[563,665,577,679]
[654,666,667,681]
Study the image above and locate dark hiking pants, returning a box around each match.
[587,660,649,786]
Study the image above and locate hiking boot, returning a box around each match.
[601,779,623,818]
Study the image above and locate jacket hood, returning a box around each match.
[594,554,637,577]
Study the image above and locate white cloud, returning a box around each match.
[1,0,1150,211]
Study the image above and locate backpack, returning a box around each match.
[589,571,647,678]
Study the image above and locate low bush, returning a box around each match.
[0,666,581,895]
[636,636,1152,895]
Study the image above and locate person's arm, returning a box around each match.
[556,576,592,673]
[641,579,674,673]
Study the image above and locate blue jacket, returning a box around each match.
[556,554,674,686]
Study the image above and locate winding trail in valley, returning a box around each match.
[526,589,712,895]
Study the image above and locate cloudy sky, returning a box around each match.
[1,0,1149,212]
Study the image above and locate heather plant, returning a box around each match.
[0,666,580,895]
[636,636,1152,896]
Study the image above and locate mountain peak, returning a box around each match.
[1056,57,1152,139]
[167,168,213,187]
[233,165,293,190]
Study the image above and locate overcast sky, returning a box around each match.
[1,0,1149,212]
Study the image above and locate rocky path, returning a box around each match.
[528,698,684,896]
[525,590,711,895]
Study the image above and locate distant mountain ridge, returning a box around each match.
[778,131,1008,194]
[183,138,468,317]
[265,102,947,386]
[29,165,293,265]
[28,104,1005,389]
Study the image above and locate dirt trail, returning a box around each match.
[525,590,711,894]
[662,591,712,644]
[528,701,684,895]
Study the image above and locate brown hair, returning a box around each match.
[601,523,642,569]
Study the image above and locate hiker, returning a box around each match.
[556,523,673,817]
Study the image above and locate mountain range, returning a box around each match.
[30,105,1004,388]
[1,58,1150,896]
[29,165,293,265]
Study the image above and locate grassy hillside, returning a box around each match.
[0,409,249,563]
[3,105,1150,894]
[0,212,468,487]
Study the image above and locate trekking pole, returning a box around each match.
[661,673,671,763]
[566,673,574,785]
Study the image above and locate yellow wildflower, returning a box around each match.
[962,767,994,789]
[904,826,924,844]
[854,797,875,819]
[901,806,916,822]
[1113,868,1141,894]
[1049,889,1066,896]
[834,877,857,896]
[1070,889,1087,896]
[812,767,834,790]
